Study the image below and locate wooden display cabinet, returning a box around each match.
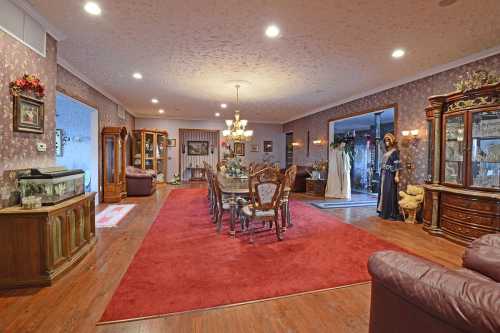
[132,129,168,183]
[102,126,128,203]
[0,193,96,288]
[423,79,500,245]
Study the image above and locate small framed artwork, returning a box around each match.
[187,140,209,155]
[55,129,63,157]
[250,144,260,152]
[13,95,44,133]
[234,142,245,156]
[263,141,273,153]
[167,138,176,147]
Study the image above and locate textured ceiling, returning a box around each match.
[29,0,500,123]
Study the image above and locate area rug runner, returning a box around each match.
[96,204,136,228]
[99,188,403,323]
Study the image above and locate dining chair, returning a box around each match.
[281,165,297,230]
[212,175,238,233]
[216,160,227,172]
[241,167,285,243]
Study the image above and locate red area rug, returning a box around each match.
[99,188,403,323]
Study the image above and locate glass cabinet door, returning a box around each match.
[157,134,167,159]
[144,133,155,159]
[133,131,142,167]
[470,110,500,190]
[105,136,115,183]
[444,114,465,185]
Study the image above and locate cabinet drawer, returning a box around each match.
[441,205,498,229]
[441,218,490,240]
[442,193,499,214]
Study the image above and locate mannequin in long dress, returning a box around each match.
[377,133,401,220]
[326,142,351,199]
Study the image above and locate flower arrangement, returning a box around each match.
[9,74,45,98]
[226,157,245,177]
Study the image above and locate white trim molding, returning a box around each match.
[284,45,500,124]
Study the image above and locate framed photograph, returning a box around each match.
[55,129,63,157]
[234,142,245,156]
[250,144,260,152]
[263,141,273,153]
[187,141,209,155]
[167,138,176,147]
[13,95,44,133]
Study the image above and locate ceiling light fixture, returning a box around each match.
[392,48,405,59]
[220,103,227,109]
[265,24,280,38]
[84,2,102,16]
[222,85,253,142]
[151,98,159,104]
[158,109,165,114]
[132,72,143,80]
[214,112,220,117]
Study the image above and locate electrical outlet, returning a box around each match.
[36,142,47,152]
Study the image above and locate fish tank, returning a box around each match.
[18,167,85,206]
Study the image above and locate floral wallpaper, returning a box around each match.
[0,32,135,207]
[283,53,500,189]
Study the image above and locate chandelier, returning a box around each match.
[222,85,253,142]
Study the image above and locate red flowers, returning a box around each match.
[9,74,45,98]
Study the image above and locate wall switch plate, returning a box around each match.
[36,142,47,152]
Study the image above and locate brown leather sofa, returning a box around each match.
[368,233,500,333]
[126,166,156,196]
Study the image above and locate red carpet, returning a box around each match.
[99,188,404,323]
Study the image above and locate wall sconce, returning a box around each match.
[291,142,300,147]
[312,139,323,145]
[401,129,419,139]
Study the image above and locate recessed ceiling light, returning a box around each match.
[392,48,405,59]
[158,109,165,114]
[132,72,143,80]
[151,98,159,104]
[214,112,221,117]
[84,2,101,16]
[265,24,280,38]
[220,103,227,109]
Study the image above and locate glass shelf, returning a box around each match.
[444,114,465,185]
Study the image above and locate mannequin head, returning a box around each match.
[383,133,397,150]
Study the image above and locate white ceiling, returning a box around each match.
[28,0,500,123]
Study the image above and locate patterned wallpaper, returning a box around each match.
[283,53,500,188]
[0,31,57,176]
[0,32,135,207]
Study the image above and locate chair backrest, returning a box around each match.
[284,165,297,190]
[217,160,227,172]
[212,174,224,209]
[248,167,283,211]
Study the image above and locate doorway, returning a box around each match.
[329,107,395,195]
[55,93,99,202]
[285,132,294,168]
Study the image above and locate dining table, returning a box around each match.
[216,172,291,236]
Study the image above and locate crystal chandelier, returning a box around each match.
[222,84,253,142]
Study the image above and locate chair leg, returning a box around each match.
[275,215,283,241]
[287,202,292,227]
[281,203,287,232]
[216,211,223,233]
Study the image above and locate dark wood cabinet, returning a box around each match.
[0,193,96,288]
[306,178,327,196]
[423,79,500,244]
[132,129,168,183]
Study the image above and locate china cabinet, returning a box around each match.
[423,79,500,245]
[132,129,168,183]
[102,127,128,203]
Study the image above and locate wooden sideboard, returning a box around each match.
[306,178,327,196]
[0,193,96,288]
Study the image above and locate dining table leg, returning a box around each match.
[229,193,236,237]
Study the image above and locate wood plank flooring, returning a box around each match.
[0,184,464,333]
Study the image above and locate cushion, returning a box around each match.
[241,205,275,218]
[462,234,500,282]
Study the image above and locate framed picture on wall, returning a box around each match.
[263,141,273,153]
[167,138,176,147]
[250,144,260,152]
[13,95,44,133]
[187,140,209,155]
[234,142,245,156]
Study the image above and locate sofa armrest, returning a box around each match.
[368,251,500,333]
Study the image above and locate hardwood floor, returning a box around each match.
[0,184,464,333]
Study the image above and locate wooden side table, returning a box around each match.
[306,178,327,196]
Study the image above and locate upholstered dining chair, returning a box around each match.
[241,167,285,243]
[216,160,227,172]
[281,165,297,230]
[212,174,239,233]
